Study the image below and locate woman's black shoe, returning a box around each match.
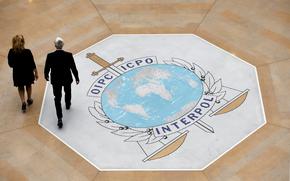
[27,98,33,106]
[21,102,26,113]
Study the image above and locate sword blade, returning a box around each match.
[193,120,214,133]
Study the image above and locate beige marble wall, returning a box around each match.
[0,0,289,180]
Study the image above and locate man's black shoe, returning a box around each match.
[57,119,63,129]
[66,103,71,110]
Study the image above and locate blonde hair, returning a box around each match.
[12,35,25,52]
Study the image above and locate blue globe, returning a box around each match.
[101,64,203,128]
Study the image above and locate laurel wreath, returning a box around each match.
[89,58,226,143]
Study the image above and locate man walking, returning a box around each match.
[44,37,79,128]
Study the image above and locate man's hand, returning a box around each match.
[76,80,80,85]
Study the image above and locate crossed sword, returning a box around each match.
[86,53,214,133]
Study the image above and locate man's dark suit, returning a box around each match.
[44,50,79,120]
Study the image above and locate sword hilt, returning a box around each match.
[86,53,111,68]
[86,52,124,76]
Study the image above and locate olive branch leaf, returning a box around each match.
[111,129,142,137]
[213,91,226,102]
[191,63,206,80]
[146,134,164,144]
[189,64,226,102]
[89,101,166,143]
[124,132,152,142]
[89,102,147,139]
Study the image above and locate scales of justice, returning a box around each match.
[86,52,249,162]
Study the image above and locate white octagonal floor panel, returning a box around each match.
[39,34,266,170]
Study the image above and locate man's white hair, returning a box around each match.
[54,37,64,49]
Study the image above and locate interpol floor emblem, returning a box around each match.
[39,34,266,170]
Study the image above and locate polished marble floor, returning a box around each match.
[0,0,289,180]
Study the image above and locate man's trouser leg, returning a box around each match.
[64,83,71,107]
[52,84,63,120]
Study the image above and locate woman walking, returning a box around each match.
[8,35,38,112]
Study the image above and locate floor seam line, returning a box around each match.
[256,58,290,67]
[202,171,211,181]
[88,0,113,34]
[194,0,218,33]
[91,172,100,181]
[268,123,290,131]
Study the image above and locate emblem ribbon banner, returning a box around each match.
[87,56,158,97]
[153,95,216,136]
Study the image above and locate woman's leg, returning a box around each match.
[18,86,26,112]
[18,86,25,103]
[26,84,33,105]
[26,84,32,100]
